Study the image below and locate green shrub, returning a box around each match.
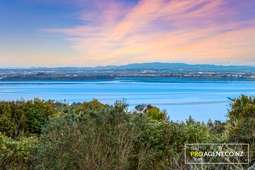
[0,133,38,170]
[34,102,136,170]
[0,97,253,169]
[0,99,57,138]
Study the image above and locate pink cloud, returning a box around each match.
[45,0,255,66]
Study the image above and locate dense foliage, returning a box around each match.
[0,96,254,169]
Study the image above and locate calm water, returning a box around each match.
[1,80,255,121]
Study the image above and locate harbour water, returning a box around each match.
[1,79,255,121]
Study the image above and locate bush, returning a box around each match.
[1,97,254,169]
[0,99,56,138]
[34,102,137,170]
[0,133,38,170]
[226,95,255,166]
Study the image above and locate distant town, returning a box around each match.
[1,63,255,81]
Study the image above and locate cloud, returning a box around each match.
[46,0,255,66]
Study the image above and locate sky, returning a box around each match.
[0,0,255,67]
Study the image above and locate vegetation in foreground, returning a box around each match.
[0,95,255,170]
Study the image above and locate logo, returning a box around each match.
[185,143,249,164]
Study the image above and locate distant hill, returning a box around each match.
[105,62,255,73]
[2,62,255,73]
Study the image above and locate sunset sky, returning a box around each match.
[1,0,255,67]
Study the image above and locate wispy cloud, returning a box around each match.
[46,0,255,66]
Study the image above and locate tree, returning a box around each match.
[135,104,168,121]
[226,95,255,167]
[0,99,56,138]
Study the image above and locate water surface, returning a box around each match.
[1,80,255,121]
